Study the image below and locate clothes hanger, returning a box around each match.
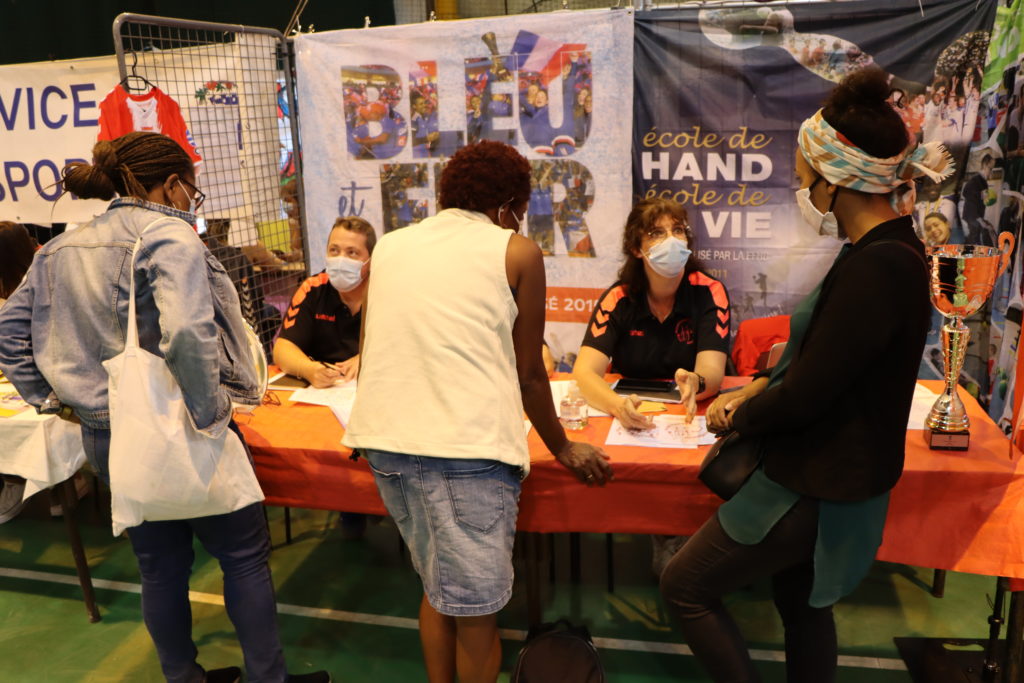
[120,51,156,93]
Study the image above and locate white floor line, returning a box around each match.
[0,566,907,671]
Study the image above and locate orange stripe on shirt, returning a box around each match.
[589,285,627,338]
[283,272,329,329]
[288,272,330,309]
[596,285,627,315]
[689,271,730,311]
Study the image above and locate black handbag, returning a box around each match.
[698,430,763,501]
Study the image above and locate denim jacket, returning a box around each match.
[0,198,261,435]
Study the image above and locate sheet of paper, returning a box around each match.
[637,401,667,413]
[606,414,717,449]
[291,381,358,428]
[907,383,942,430]
[289,380,357,407]
[329,404,354,429]
[549,380,610,417]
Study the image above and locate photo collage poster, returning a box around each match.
[296,9,634,369]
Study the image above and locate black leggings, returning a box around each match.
[659,497,837,683]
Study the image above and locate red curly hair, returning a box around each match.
[438,140,531,212]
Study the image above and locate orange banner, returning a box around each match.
[544,286,606,323]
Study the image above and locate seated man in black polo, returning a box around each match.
[273,216,375,538]
[274,216,374,386]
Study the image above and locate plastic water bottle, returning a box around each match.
[560,380,588,430]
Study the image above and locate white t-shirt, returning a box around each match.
[126,95,161,133]
[343,209,529,471]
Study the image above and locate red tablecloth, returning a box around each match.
[238,379,1024,579]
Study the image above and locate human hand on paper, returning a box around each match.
[555,441,613,487]
[337,355,360,382]
[674,368,699,424]
[612,394,653,430]
[308,362,342,388]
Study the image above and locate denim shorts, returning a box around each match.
[364,450,522,617]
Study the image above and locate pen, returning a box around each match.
[309,355,339,373]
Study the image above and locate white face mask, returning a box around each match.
[644,236,691,278]
[325,255,367,293]
[499,200,526,232]
[176,180,198,217]
[795,185,840,239]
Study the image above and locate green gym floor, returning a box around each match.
[0,496,1004,682]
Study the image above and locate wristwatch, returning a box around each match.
[39,397,62,414]
[39,397,74,420]
[695,373,706,394]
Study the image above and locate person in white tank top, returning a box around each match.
[344,141,612,683]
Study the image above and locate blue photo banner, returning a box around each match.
[632,0,996,333]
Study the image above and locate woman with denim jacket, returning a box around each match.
[0,132,328,683]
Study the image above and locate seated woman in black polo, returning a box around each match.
[573,198,730,429]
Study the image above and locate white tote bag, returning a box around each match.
[104,233,264,535]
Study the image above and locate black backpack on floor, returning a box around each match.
[510,620,606,683]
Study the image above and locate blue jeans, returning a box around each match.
[82,423,287,683]
[365,450,522,616]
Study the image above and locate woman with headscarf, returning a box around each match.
[658,68,951,682]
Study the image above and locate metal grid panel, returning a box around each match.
[112,14,306,355]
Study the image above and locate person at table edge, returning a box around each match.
[572,197,730,426]
[272,216,375,387]
[662,68,945,682]
[343,140,612,683]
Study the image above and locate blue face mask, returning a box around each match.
[644,236,691,278]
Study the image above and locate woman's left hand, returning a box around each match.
[674,369,699,424]
[706,391,748,433]
[337,355,360,382]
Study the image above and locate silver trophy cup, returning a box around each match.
[925,231,1015,450]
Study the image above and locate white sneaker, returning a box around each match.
[0,479,27,524]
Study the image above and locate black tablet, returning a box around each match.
[611,378,682,403]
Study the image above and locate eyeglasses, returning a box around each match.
[180,179,207,210]
[643,224,689,242]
